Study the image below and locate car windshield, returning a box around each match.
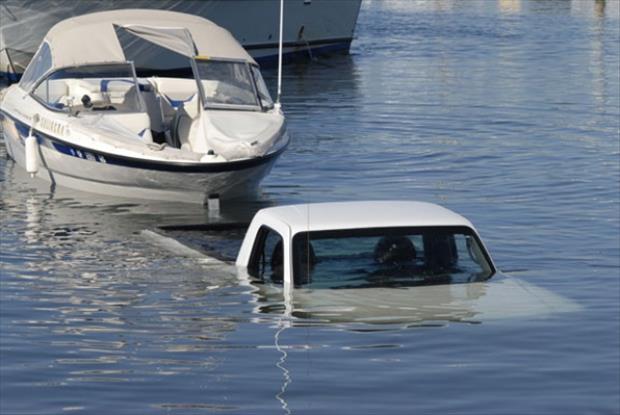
[32,63,143,114]
[194,59,261,109]
[292,226,495,289]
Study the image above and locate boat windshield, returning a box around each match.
[292,226,495,289]
[32,63,143,114]
[194,59,268,110]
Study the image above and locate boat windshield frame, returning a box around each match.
[29,61,146,114]
[190,56,271,112]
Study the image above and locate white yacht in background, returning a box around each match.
[0,0,363,83]
[0,10,289,203]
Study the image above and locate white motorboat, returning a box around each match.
[0,0,363,82]
[0,10,289,203]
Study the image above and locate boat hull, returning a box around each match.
[1,111,286,204]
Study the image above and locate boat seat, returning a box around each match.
[138,85,165,134]
[164,93,195,109]
[149,77,197,102]
[61,79,106,108]
[148,77,199,143]
[171,94,201,151]
[35,79,70,109]
[60,78,141,110]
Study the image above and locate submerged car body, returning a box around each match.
[143,200,580,324]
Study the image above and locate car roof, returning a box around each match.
[255,201,475,235]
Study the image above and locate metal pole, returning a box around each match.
[275,0,284,108]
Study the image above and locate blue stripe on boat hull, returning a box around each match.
[1,109,288,173]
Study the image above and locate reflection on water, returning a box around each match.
[247,272,580,326]
[498,0,521,14]
[1,0,619,414]
[274,321,292,415]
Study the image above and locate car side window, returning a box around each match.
[248,226,284,284]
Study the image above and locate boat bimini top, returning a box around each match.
[19,9,255,86]
[15,9,285,163]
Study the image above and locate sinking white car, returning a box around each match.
[146,200,580,323]
[236,201,495,290]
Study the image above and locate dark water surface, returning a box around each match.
[1,1,619,414]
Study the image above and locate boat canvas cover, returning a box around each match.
[38,9,255,71]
